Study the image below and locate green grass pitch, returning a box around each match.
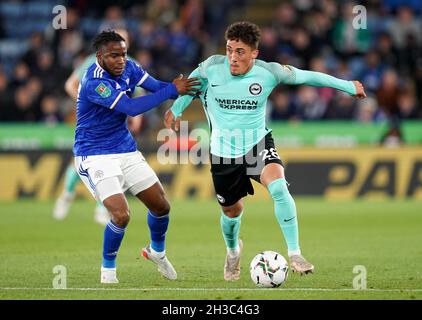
[0,198,421,300]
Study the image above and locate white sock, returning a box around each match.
[62,191,75,200]
[150,246,165,258]
[227,245,240,258]
[101,266,116,271]
[288,249,301,257]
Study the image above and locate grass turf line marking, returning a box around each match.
[1,287,421,292]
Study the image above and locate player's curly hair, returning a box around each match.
[93,30,125,52]
[225,21,261,49]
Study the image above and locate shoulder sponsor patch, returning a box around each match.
[95,82,111,98]
[282,65,293,73]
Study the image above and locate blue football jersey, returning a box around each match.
[74,60,150,156]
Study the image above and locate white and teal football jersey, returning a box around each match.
[171,55,356,158]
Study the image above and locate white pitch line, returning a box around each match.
[0,287,421,292]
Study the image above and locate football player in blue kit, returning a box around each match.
[74,30,199,283]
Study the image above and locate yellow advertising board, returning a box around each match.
[1,147,421,201]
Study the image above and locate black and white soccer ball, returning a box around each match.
[250,251,289,287]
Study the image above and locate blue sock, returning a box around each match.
[147,210,169,252]
[268,178,301,256]
[102,220,125,268]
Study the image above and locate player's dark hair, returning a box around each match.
[93,30,125,52]
[225,21,261,49]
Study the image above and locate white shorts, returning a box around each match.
[75,151,158,202]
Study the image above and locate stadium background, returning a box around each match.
[0,0,421,300]
[1,0,421,201]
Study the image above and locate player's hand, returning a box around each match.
[352,81,366,99]
[164,109,181,132]
[172,74,201,96]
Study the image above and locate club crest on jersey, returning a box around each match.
[95,82,111,98]
[249,83,262,95]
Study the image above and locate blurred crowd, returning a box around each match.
[265,0,422,132]
[0,0,421,136]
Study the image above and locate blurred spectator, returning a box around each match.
[134,49,156,74]
[334,59,354,80]
[0,68,12,121]
[22,32,44,68]
[359,50,385,93]
[376,32,399,69]
[398,33,422,76]
[305,8,333,49]
[0,0,421,127]
[290,27,315,69]
[398,90,418,119]
[383,0,422,14]
[326,93,356,119]
[180,0,205,37]
[272,2,297,44]
[258,27,279,62]
[10,86,38,122]
[26,77,43,109]
[9,62,30,89]
[46,7,82,68]
[376,69,404,144]
[39,95,63,124]
[135,20,158,50]
[354,96,382,123]
[309,57,337,105]
[388,6,421,49]
[376,69,402,116]
[33,49,60,94]
[292,86,327,120]
[168,19,199,68]
[98,6,127,31]
[56,30,84,69]
[332,2,371,56]
[145,0,177,28]
[268,90,296,121]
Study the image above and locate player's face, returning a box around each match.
[97,41,127,76]
[226,39,258,76]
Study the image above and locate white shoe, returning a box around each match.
[53,192,75,220]
[94,205,110,226]
[224,239,243,281]
[142,245,177,280]
[289,255,314,275]
[101,267,119,283]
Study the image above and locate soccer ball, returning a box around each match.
[249,251,289,287]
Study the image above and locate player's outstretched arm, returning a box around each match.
[131,60,200,94]
[66,56,94,100]
[113,74,200,117]
[138,74,169,92]
[64,71,80,100]
[113,83,179,116]
[352,81,366,99]
[139,73,200,95]
[165,68,205,132]
[278,64,366,98]
[164,108,180,132]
